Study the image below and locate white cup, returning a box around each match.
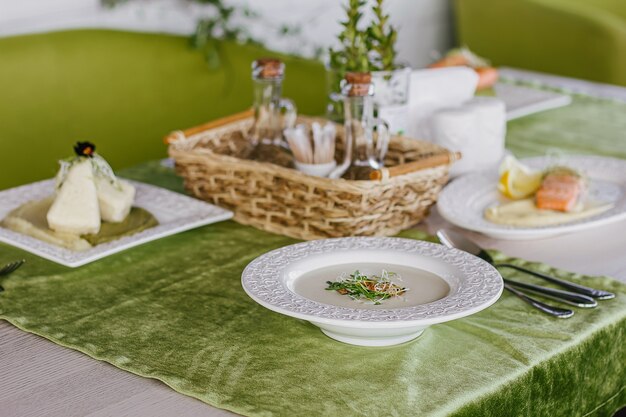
[295,161,337,178]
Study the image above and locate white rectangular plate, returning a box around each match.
[0,179,233,267]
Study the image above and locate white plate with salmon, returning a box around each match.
[437,155,626,240]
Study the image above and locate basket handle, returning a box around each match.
[369,151,461,181]
[163,108,254,144]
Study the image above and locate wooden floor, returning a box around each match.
[2,208,625,417]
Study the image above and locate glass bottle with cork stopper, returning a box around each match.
[248,58,297,166]
[341,71,390,180]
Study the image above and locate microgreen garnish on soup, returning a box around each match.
[326,270,408,305]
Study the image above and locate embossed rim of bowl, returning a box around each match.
[241,237,503,329]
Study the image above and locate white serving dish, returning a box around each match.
[0,179,233,267]
[241,237,503,347]
[437,155,626,240]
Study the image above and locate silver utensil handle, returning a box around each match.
[504,284,574,318]
[497,263,615,300]
[504,278,597,308]
[0,260,25,293]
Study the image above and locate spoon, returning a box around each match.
[436,229,614,300]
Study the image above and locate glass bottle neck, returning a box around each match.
[343,94,378,169]
[343,94,374,123]
[253,78,283,109]
[250,77,285,146]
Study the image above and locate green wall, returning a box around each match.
[0,29,327,189]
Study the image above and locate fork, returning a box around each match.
[0,259,25,292]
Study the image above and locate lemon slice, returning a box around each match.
[498,156,542,199]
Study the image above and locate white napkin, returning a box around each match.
[429,107,479,176]
[408,67,479,139]
[426,97,506,177]
[465,97,506,170]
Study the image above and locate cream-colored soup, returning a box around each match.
[292,263,450,310]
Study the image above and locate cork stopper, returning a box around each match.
[252,58,285,80]
[344,72,372,96]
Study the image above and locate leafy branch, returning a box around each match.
[189,1,261,69]
[367,0,397,72]
[328,0,399,89]
[328,0,370,75]
[101,0,323,70]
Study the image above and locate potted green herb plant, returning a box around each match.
[327,0,410,134]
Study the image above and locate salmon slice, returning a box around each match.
[535,173,583,212]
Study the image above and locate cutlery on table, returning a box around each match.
[436,229,615,300]
[0,259,25,292]
[502,278,596,308]
[503,284,574,318]
[436,230,592,317]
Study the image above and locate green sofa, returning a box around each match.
[454,0,626,86]
[0,30,326,190]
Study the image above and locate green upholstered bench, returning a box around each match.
[454,0,626,87]
[0,29,326,190]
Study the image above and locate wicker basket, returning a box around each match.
[167,112,453,240]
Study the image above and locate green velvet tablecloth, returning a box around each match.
[0,161,625,417]
[505,88,626,159]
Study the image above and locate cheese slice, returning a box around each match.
[47,160,101,235]
[95,177,135,223]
